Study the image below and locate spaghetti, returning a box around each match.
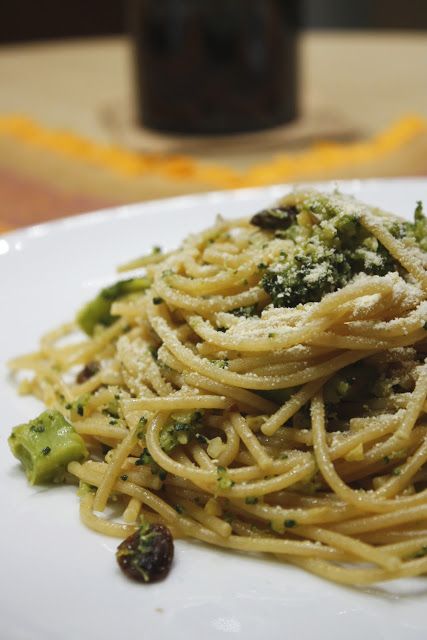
[9,189,427,585]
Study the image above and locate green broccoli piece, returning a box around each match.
[217,466,235,490]
[263,248,352,307]
[77,277,150,336]
[8,410,88,485]
[66,393,91,419]
[159,411,203,453]
[261,194,398,308]
[405,201,427,251]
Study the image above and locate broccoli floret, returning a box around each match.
[263,247,352,307]
[405,201,427,252]
[8,410,88,485]
[261,193,398,308]
[159,411,203,453]
[77,277,150,336]
[376,202,427,250]
[350,243,396,277]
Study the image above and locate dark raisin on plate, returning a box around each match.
[76,361,100,384]
[116,523,174,583]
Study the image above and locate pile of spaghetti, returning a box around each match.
[9,189,427,585]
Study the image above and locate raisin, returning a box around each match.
[76,361,100,384]
[250,206,298,230]
[116,523,174,583]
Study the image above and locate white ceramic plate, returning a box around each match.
[2,178,427,640]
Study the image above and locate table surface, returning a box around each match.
[1,31,426,145]
[0,31,426,231]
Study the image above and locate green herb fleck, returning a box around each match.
[212,358,229,369]
[137,416,148,439]
[230,304,258,318]
[134,448,165,478]
[223,512,234,524]
[284,519,297,528]
[217,466,235,490]
[30,424,45,433]
[148,345,158,360]
[162,269,175,278]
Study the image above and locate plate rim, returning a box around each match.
[2,176,426,247]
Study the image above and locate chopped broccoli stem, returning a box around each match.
[77,277,150,336]
[8,410,88,485]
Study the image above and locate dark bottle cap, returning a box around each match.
[128,0,300,135]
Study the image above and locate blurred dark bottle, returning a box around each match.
[128,0,300,134]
